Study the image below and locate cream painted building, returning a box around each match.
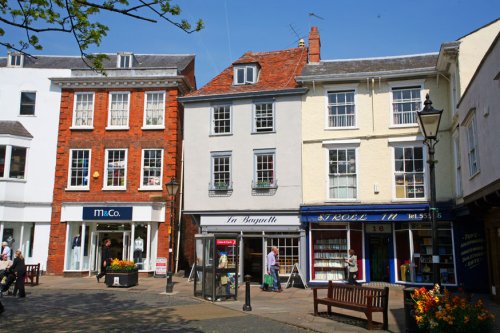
[297,28,456,286]
[437,19,500,297]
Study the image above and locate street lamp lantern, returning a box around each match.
[417,94,443,286]
[165,176,179,293]
[417,94,443,140]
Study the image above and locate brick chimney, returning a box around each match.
[308,26,321,63]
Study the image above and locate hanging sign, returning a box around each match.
[216,239,236,246]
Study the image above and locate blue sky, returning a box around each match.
[3,1,499,87]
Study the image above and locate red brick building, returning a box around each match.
[47,53,195,276]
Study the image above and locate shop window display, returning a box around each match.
[311,225,348,281]
[65,223,90,271]
[395,222,456,285]
[133,225,147,270]
[266,236,299,276]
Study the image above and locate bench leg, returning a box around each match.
[382,310,388,330]
[327,305,332,315]
[313,301,318,316]
[366,310,373,330]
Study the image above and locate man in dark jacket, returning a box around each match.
[96,239,112,282]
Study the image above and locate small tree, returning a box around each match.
[0,0,204,71]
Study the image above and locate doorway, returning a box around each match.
[97,232,131,263]
[368,234,390,282]
[243,238,263,283]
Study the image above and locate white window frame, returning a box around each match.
[72,92,95,129]
[143,91,166,129]
[253,149,277,189]
[390,140,427,201]
[103,149,128,190]
[389,80,424,127]
[464,110,480,178]
[19,91,36,116]
[210,104,232,135]
[234,65,257,85]
[210,151,232,190]
[253,101,275,133]
[327,147,358,201]
[325,84,358,129]
[0,144,29,181]
[107,92,130,129]
[117,53,132,68]
[67,149,91,190]
[8,53,23,67]
[452,130,462,198]
[139,149,163,190]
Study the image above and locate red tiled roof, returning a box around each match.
[187,47,308,97]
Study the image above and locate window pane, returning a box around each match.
[70,150,90,187]
[9,146,27,179]
[106,150,126,187]
[142,149,162,186]
[212,105,231,134]
[392,87,420,125]
[145,92,165,126]
[109,93,129,126]
[254,103,274,132]
[20,92,36,115]
[213,155,231,186]
[329,148,356,199]
[394,146,425,199]
[0,146,5,177]
[246,67,254,82]
[327,90,355,127]
[255,153,274,185]
[237,68,245,84]
[74,93,94,126]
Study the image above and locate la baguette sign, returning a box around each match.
[201,215,300,226]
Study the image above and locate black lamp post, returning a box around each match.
[165,177,179,293]
[417,94,443,286]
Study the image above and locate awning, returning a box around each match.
[300,204,452,223]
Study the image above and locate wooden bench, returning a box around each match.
[24,263,41,286]
[312,281,389,330]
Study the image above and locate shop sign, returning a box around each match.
[82,207,133,220]
[459,232,485,270]
[201,215,300,226]
[365,223,392,234]
[216,239,236,246]
[305,211,445,223]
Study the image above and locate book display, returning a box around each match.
[312,233,347,281]
[413,230,455,284]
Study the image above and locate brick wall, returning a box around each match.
[47,87,182,274]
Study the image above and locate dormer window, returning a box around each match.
[8,53,23,67]
[117,53,133,68]
[234,65,257,85]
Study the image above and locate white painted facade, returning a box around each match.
[0,61,70,270]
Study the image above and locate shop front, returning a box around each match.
[301,204,457,286]
[60,203,165,275]
[199,213,306,284]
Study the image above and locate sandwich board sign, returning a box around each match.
[286,263,308,289]
[154,257,167,277]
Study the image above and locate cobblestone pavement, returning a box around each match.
[0,288,314,332]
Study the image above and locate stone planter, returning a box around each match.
[105,269,139,288]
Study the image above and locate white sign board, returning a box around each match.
[155,257,167,277]
[201,215,300,226]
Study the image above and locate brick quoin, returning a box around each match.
[47,84,185,275]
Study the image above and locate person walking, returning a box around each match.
[345,248,360,286]
[267,246,281,292]
[10,250,26,297]
[96,239,111,283]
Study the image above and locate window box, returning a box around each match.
[252,179,277,189]
[211,181,231,191]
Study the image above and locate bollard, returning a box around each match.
[403,287,418,333]
[242,274,252,311]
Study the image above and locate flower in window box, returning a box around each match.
[256,180,272,188]
[214,181,229,190]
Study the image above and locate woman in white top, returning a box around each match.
[345,248,361,286]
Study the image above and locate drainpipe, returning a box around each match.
[174,139,185,274]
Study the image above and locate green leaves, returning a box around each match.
[0,0,203,71]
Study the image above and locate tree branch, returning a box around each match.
[74,0,157,23]
[0,17,72,33]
